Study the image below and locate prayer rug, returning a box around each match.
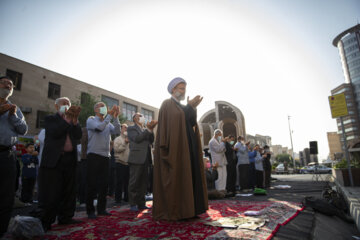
[42,200,303,240]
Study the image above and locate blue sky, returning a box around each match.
[1,0,360,160]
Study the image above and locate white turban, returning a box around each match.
[167,77,187,94]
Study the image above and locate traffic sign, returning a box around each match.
[328,93,348,118]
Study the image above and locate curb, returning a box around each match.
[335,179,360,232]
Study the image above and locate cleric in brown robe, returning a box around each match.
[153,77,208,221]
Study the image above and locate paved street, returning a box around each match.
[7,173,360,239]
[270,173,360,240]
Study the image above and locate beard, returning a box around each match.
[0,88,13,100]
[174,91,185,101]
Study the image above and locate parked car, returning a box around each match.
[299,166,312,174]
[313,165,332,174]
[275,164,285,174]
[306,165,332,174]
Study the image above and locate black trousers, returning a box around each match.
[76,160,87,204]
[147,164,153,194]
[128,162,148,207]
[264,169,271,188]
[21,177,36,203]
[0,150,16,237]
[248,162,256,189]
[86,153,109,214]
[108,161,116,196]
[38,152,77,228]
[115,163,129,202]
[238,164,249,190]
[226,161,237,193]
[256,170,264,188]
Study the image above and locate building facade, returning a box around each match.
[199,101,246,148]
[332,24,360,146]
[0,53,159,136]
[330,83,360,145]
[327,131,343,161]
[246,134,272,147]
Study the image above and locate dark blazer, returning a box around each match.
[127,124,154,165]
[41,113,82,168]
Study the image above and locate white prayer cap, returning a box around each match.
[167,77,187,94]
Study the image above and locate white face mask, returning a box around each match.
[0,88,12,100]
[217,136,222,142]
[99,106,107,116]
[123,132,128,136]
[59,105,70,114]
[138,116,146,124]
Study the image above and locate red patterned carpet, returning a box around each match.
[42,200,303,240]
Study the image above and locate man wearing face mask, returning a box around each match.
[0,76,27,238]
[113,124,130,204]
[234,136,250,192]
[86,102,120,219]
[209,129,227,192]
[127,113,157,211]
[37,97,82,231]
[225,135,237,196]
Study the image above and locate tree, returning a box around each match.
[276,154,292,165]
[74,93,127,127]
[74,93,99,127]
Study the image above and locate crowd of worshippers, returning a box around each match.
[1,75,270,236]
[205,129,272,200]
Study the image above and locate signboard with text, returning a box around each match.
[328,93,348,118]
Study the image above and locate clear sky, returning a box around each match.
[1,0,360,160]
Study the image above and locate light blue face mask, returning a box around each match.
[230,141,235,145]
[59,105,70,114]
[99,106,107,116]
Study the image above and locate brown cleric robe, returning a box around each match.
[153,98,208,221]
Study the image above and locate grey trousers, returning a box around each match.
[128,162,148,207]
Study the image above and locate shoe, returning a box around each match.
[130,205,139,211]
[88,213,97,219]
[41,221,52,232]
[42,224,51,232]
[58,219,83,225]
[139,205,151,210]
[98,211,111,216]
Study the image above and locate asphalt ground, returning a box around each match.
[7,174,360,239]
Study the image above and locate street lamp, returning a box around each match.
[288,116,296,171]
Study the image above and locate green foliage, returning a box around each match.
[276,154,292,163]
[118,114,127,124]
[272,163,278,170]
[334,158,360,169]
[74,93,127,127]
[74,93,99,127]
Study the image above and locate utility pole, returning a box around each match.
[288,116,296,171]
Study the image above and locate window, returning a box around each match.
[347,135,355,140]
[141,108,154,122]
[101,95,119,108]
[80,92,90,104]
[6,69,22,90]
[345,127,357,132]
[36,110,50,128]
[48,82,61,100]
[122,102,137,121]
